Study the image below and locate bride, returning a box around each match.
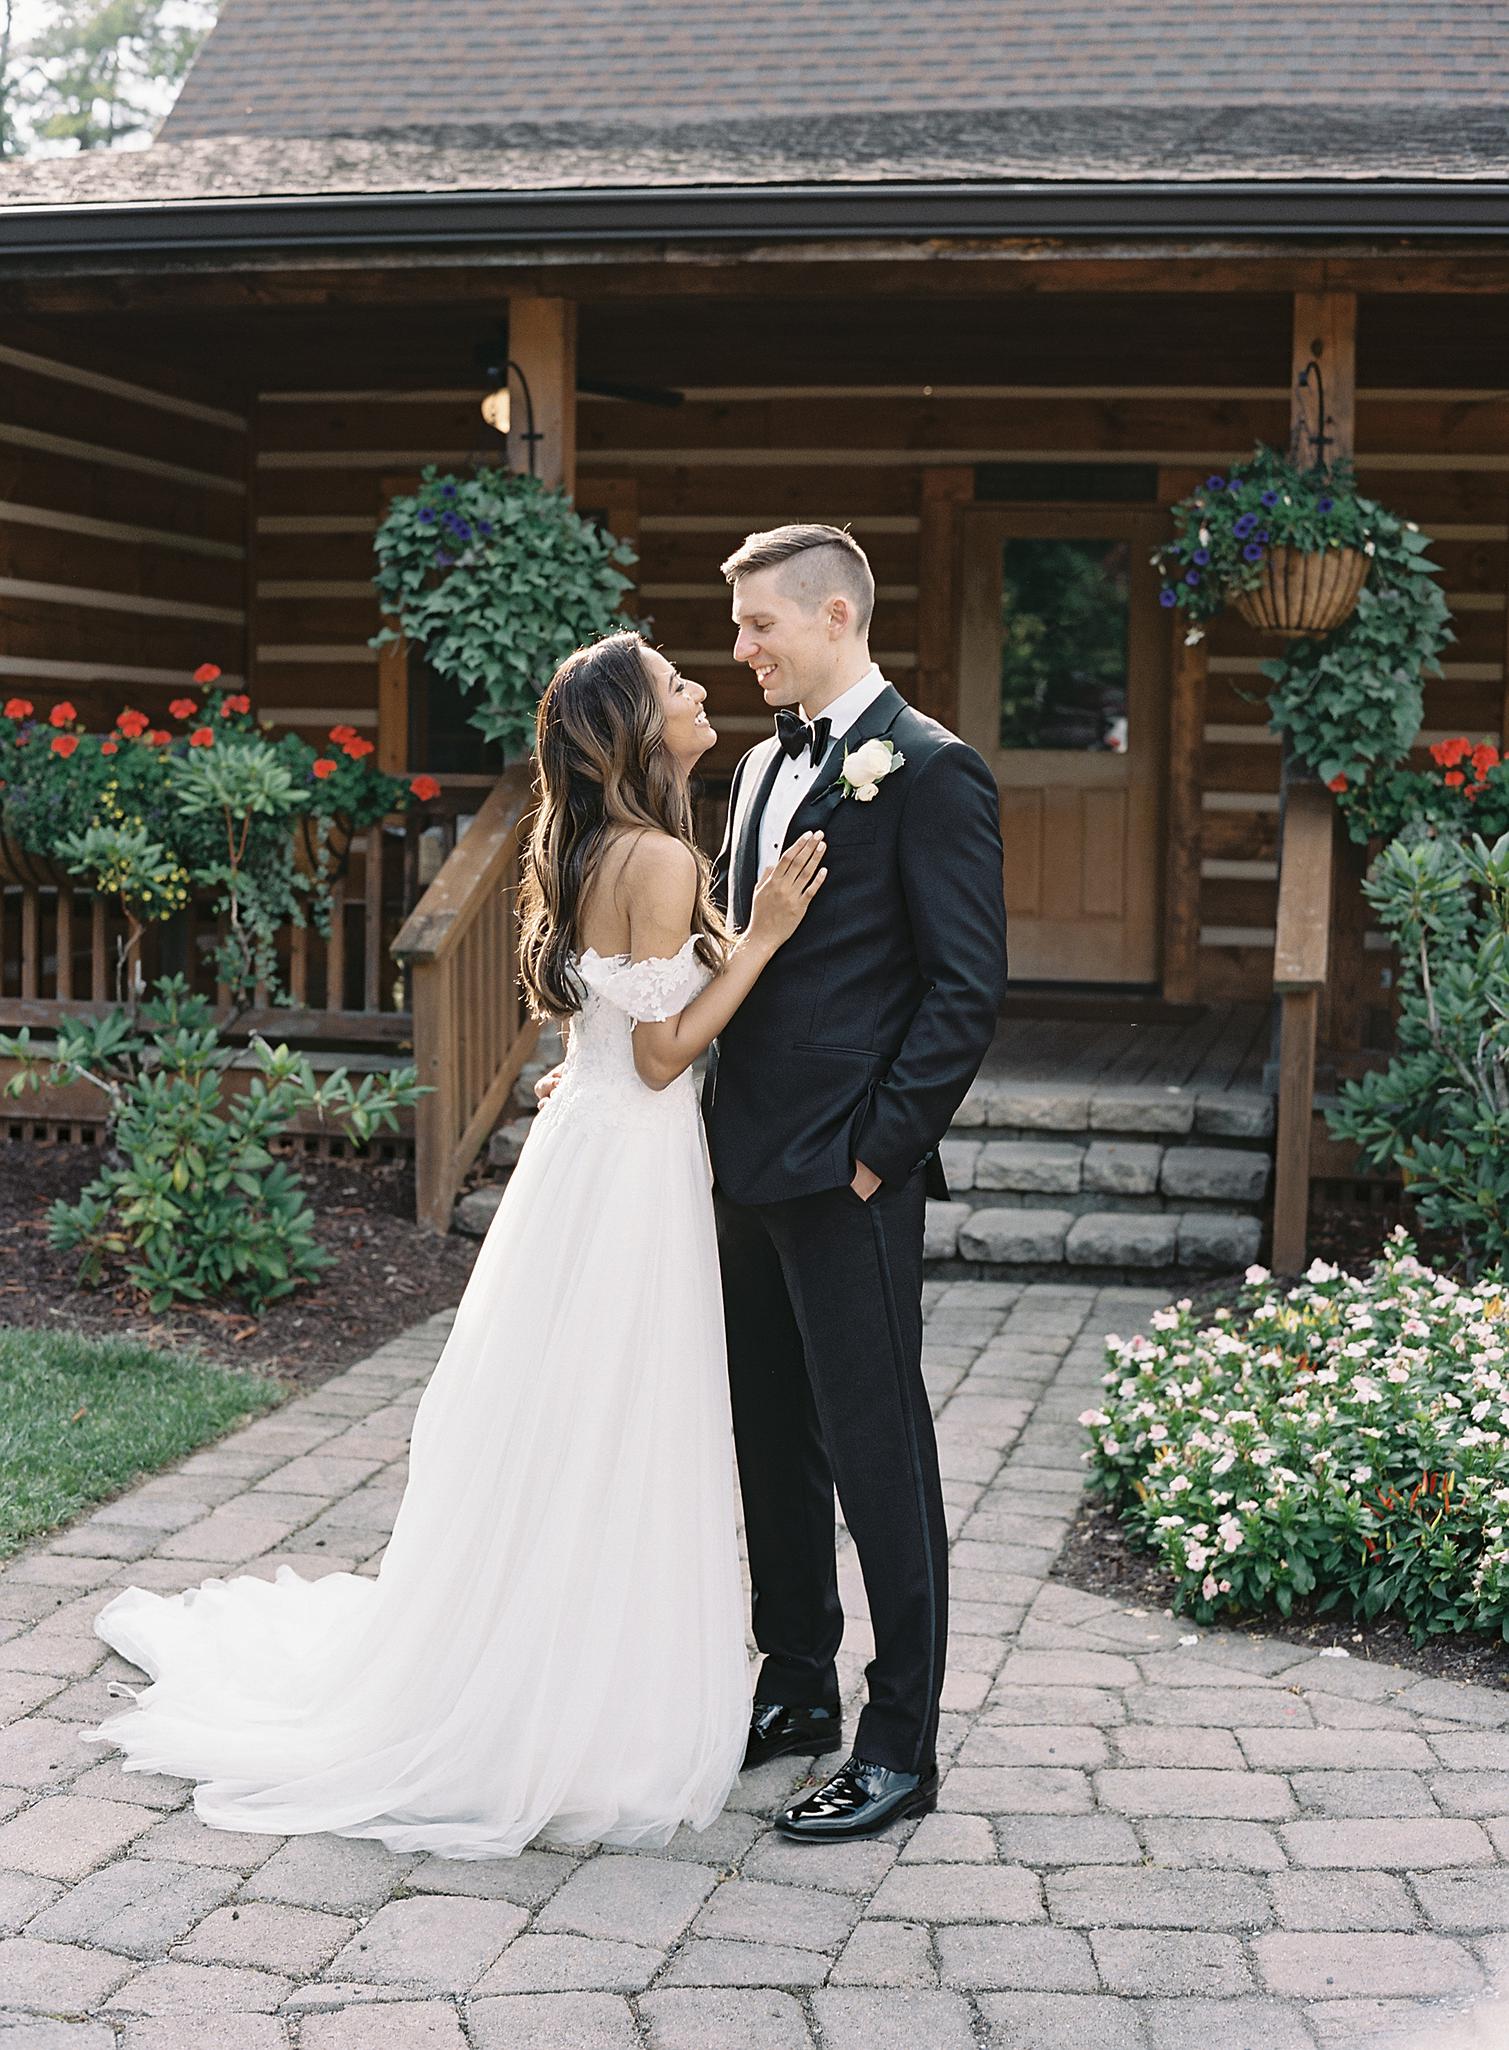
[79,628,828,1859]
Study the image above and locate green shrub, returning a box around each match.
[1082,1234,1509,1643]
[1,977,429,1313]
[1328,827,1509,1272]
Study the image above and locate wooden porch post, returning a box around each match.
[915,467,972,725]
[507,297,578,495]
[1270,290,1356,1266]
[1161,627,1206,1004]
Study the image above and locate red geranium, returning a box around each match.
[193,663,222,685]
[147,729,171,746]
[220,693,252,716]
[409,774,441,802]
[49,701,77,728]
[168,697,198,720]
[50,732,78,758]
[1445,770,1466,787]
[189,727,215,748]
[328,724,358,745]
[3,697,33,720]
[341,735,375,759]
[101,738,119,755]
[312,757,338,780]
[1328,774,1348,794]
[116,708,149,739]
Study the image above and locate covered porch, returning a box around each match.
[3,241,1506,1244]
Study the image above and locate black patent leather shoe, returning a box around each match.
[774,1753,939,1841]
[743,1701,844,1773]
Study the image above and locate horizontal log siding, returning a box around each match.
[252,390,477,739]
[0,325,247,721]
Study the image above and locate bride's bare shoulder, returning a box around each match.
[618,830,698,901]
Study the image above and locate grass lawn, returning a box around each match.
[0,1326,287,1561]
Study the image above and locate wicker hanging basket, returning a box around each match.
[1232,545,1371,638]
[0,828,69,888]
[294,811,356,881]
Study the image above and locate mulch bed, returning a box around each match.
[0,1138,480,1390]
[1053,1470,1509,1695]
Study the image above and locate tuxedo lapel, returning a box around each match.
[731,737,785,931]
[781,685,908,851]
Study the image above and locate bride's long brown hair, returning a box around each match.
[517,630,730,1021]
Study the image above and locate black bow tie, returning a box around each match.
[775,709,832,764]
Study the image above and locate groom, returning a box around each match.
[704,523,1008,1840]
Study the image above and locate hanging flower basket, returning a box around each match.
[1153,444,1454,802]
[294,810,356,881]
[1231,544,1371,638]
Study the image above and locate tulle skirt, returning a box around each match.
[80,1081,752,1858]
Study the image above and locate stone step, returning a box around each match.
[940,1136,1270,1203]
[950,1077,1274,1142]
[926,1199,1262,1272]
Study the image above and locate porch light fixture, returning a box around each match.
[478,357,540,476]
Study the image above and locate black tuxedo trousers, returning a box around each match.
[716,1161,945,1775]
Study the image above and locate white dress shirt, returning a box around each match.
[756,663,889,877]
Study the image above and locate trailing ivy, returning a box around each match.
[370,467,637,759]
[1263,509,1454,821]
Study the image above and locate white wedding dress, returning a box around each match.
[80,937,752,1858]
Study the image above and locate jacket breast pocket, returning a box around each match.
[817,810,881,858]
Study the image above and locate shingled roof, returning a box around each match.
[156,0,1509,140]
[0,0,1504,230]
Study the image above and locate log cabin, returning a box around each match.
[0,0,1506,1251]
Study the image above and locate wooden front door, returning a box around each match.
[956,504,1167,985]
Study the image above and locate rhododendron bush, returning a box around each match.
[1328,822,1509,1271]
[1082,1233,1509,1642]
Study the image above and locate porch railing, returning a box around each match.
[391,766,539,1232]
[0,789,493,1160]
[1270,780,1335,1271]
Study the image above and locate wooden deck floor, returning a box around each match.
[983,1003,1271,1098]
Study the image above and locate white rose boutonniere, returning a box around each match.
[837,736,905,804]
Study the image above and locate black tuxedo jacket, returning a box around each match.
[702,684,1008,1208]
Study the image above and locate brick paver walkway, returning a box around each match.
[2,1280,1508,2048]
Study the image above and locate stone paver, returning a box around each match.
[0,1286,1506,2045]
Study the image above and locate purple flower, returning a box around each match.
[1193,547,1211,566]
[440,482,457,502]
[1185,569,1201,586]
[1159,586,1178,608]
[417,509,435,526]
[1260,490,1279,507]
[1318,495,1334,513]
[1233,513,1258,539]
[478,519,495,537]
[1205,475,1226,491]
[1243,542,1264,562]
[1257,528,1270,543]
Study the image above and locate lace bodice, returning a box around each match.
[534,935,714,1136]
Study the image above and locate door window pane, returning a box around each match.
[408,651,506,774]
[998,537,1130,752]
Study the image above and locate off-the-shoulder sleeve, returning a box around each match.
[574,937,708,1022]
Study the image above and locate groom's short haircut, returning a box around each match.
[720,523,875,636]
